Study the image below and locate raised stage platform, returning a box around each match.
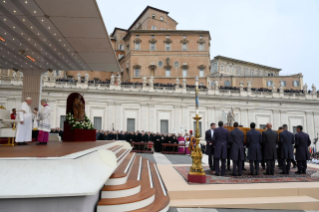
[0,140,170,212]
[158,163,319,210]
[0,140,113,158]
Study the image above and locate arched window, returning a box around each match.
[174,61,179,67]
[158,61,163,68]
[165,69,170,77]
[182,69,187,77]
[199,69,204,77]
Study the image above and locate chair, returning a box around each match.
[0,105,16,146]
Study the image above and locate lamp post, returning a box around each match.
[188,76,205,183]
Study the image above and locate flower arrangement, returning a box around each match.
[66,113,94,130]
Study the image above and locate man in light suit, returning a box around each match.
[205,123,216,171]
[229,122,245,176]
[262,123,278,175]
[246,122,262,175]
[295,125,311,174]
[279,124,295,174]
[212,121,230,176]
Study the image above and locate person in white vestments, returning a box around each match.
[36,99,50,145]
[16,97,33,145]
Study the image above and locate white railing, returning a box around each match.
[0,79,317,101]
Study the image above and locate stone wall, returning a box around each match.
[0,77,318,150]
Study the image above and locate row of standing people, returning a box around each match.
[96,130,189,152]
[205,121,311,176]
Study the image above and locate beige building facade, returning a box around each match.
[67,6,211,85]
[210,56,303,90]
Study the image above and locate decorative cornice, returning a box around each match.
[180,64,189,69]
[163,38,173,43]
[148,64,157,69]
[133,38,142,43]
[197,65,206,69]
[133,65,141,69]
[197,39,205,44]
[164,64,172,69]
[180,39,189,44]
[148,38,157,43]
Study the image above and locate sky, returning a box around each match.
[97,0,319,89]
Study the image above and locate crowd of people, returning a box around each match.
[48,77,319,95]
[95,130,192,153]
[9,99,315,178]
[205,121,312,176]
[219,85,319,94]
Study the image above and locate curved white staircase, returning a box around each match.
[98,143,170,212]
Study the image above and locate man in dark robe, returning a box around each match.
[295,125,311,174]
[229,122,245,176]
[262,123,278,175]
[246,122,262,175]
[279,124,295,174]
[171,134,178,152]
[160,134,167,151]
[154,133,162,152]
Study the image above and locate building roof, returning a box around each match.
[0,0,120,72]
[110,27,128,38]
[128,6,169,31]
[123,30,211,41]
[212,56,281,71]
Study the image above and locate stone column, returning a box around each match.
[247,109,254,126]
[306,112,315,141]
[240,109,248,127]
[313,112,319,151]
[174,105,182,133]
[115,103,122,130]
[21,69,46,109]
[140,103,148,131]
[181,105,189,133]
[207,107,215,125]
[107,102,115,131]
[149,104,156,132]
[272,110,280,130]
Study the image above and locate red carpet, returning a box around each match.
[174,165,319,184]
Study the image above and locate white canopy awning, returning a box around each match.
[0,0,120,72]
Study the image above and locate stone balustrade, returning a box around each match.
[0,77,318,101]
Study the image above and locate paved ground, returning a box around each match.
[137,152,319,212]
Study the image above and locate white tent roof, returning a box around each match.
[0,0,120,72]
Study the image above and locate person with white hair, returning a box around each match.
[36,99,50,145]
[16,97,33,145]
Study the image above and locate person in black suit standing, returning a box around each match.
[212,121,230,176]
[279,124,295,174]
[262,123,278,175]
[295,125,311,174]
[246,122,262,175]
[229,122,245,176]
[277,126,283,169]
[205,123,216,171]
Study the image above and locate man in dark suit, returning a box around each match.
[295,125,311,174]
[212,121,230,176]
[277,126,283,169]
[279,124,295,174]
[262,123,278,175]
[205,123,216,171]
[246,122,262,175]
[229,122,245,176]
